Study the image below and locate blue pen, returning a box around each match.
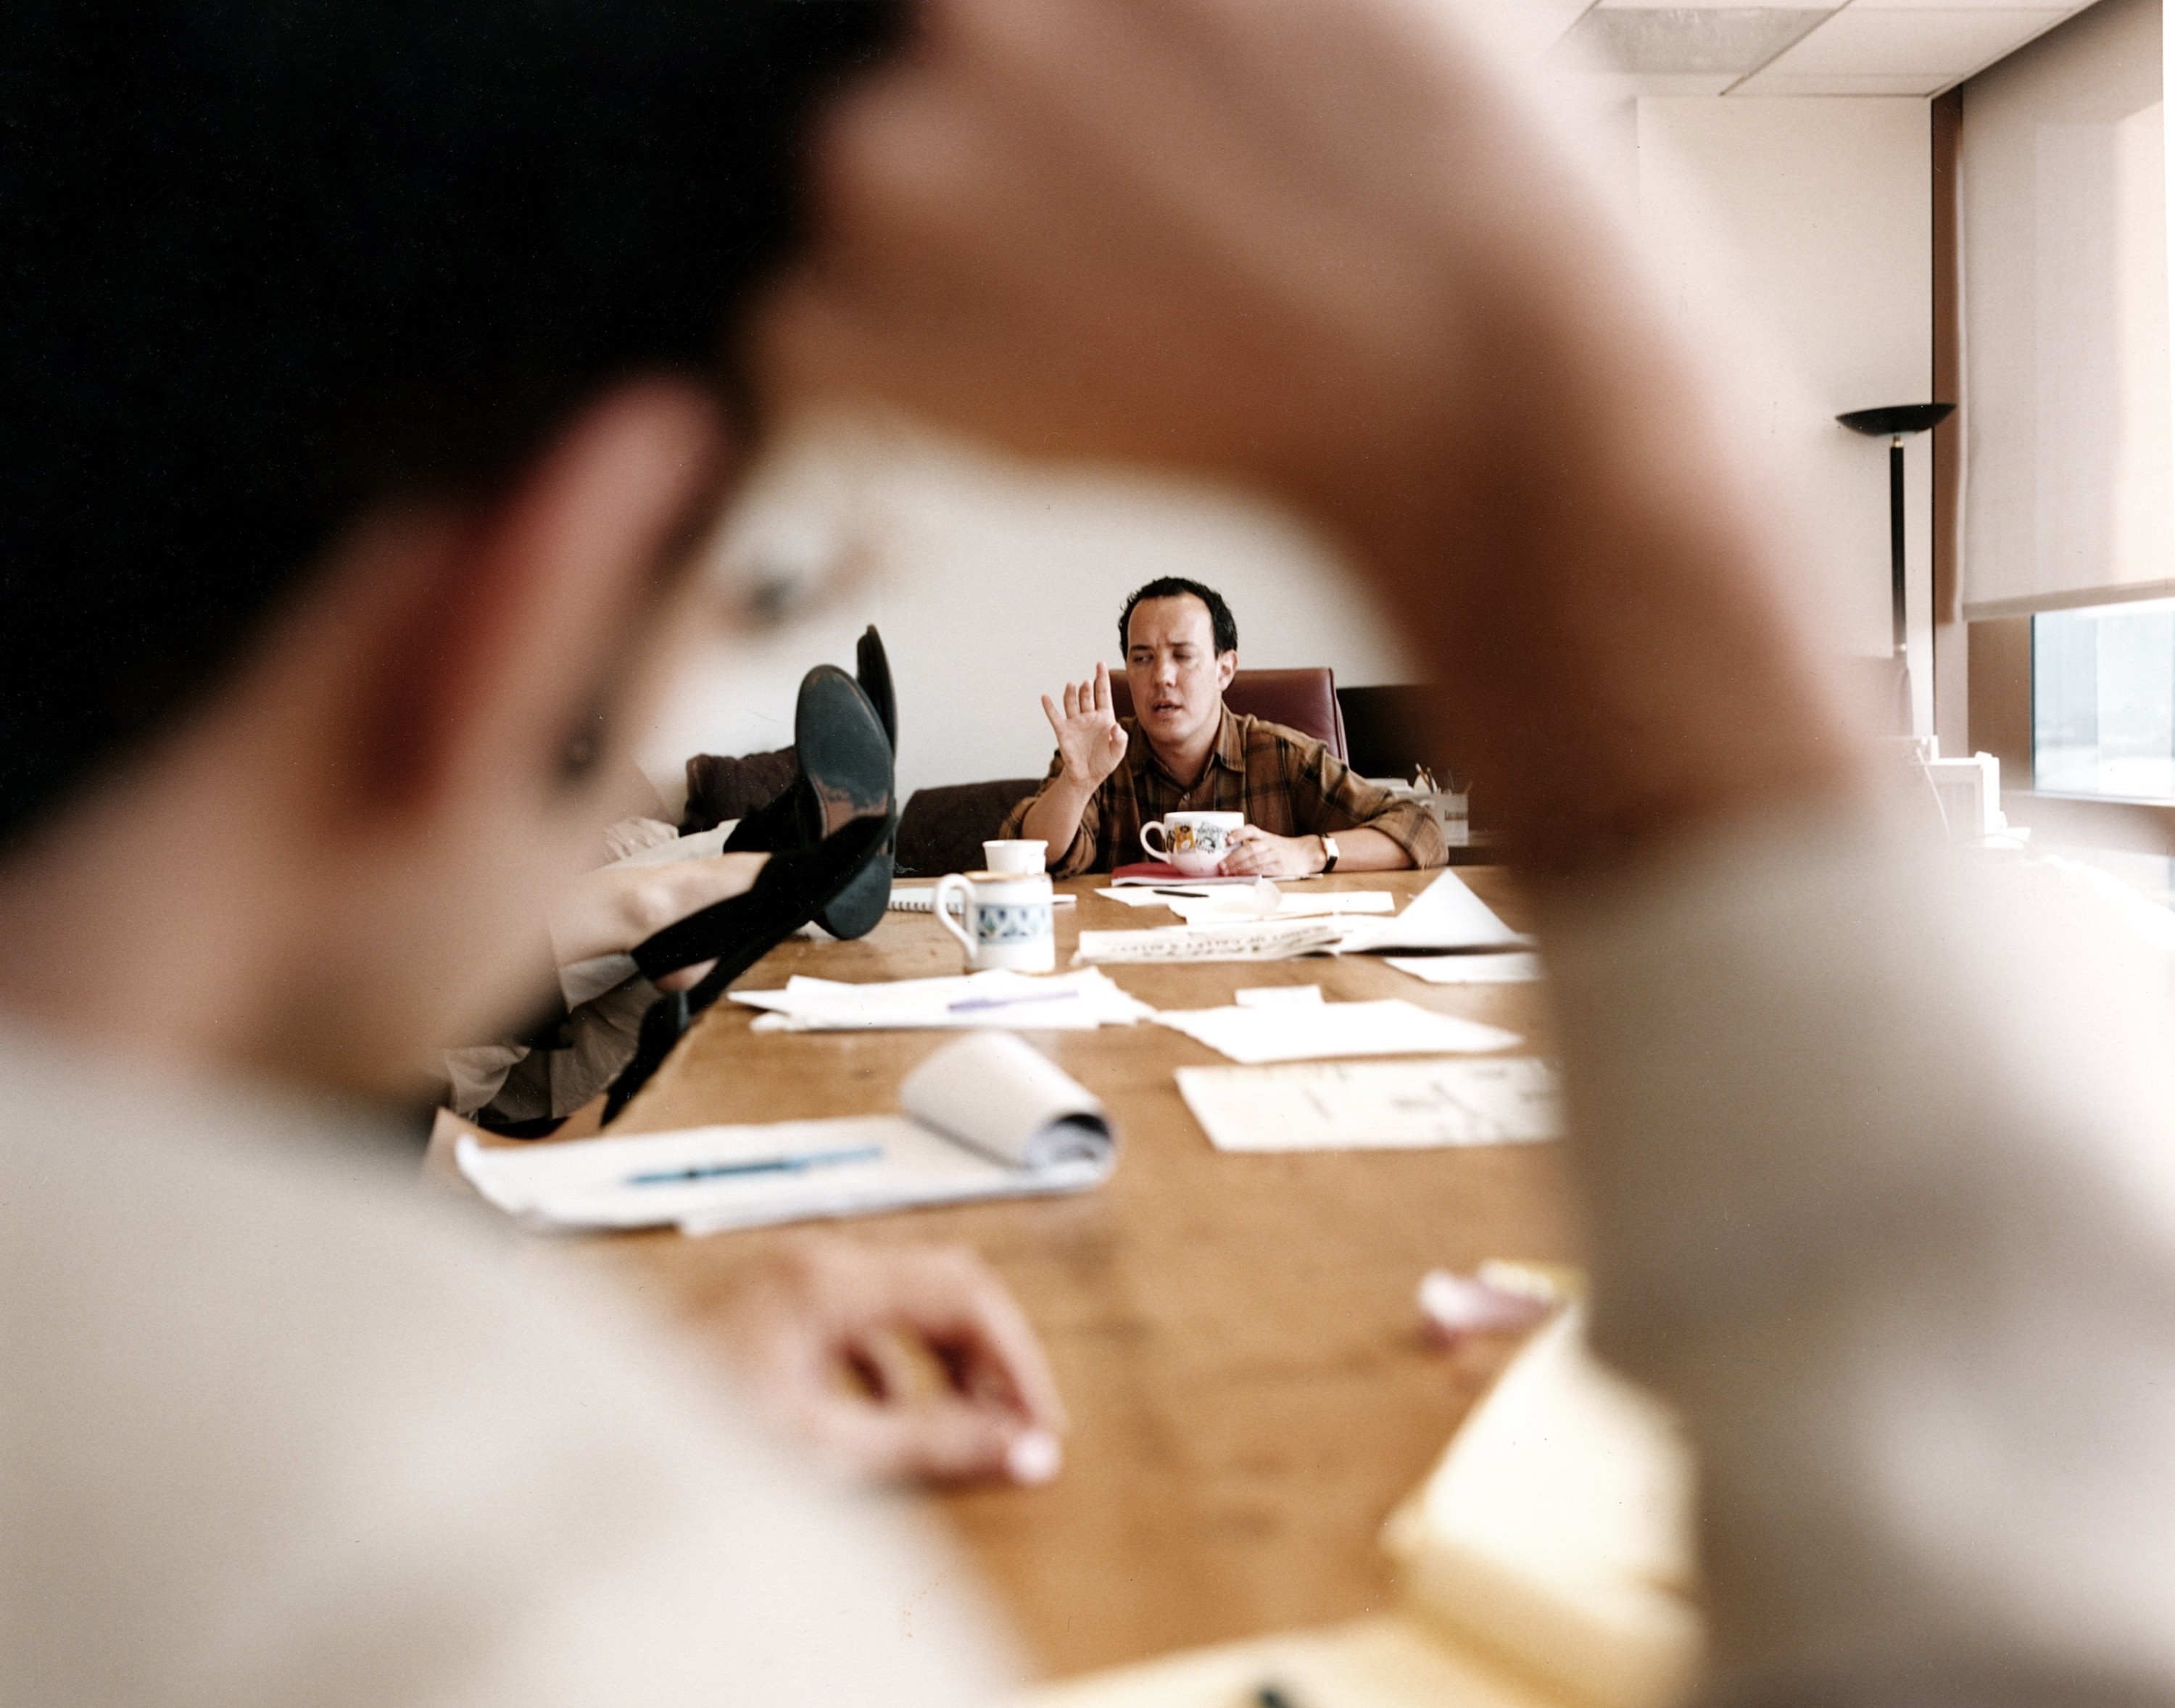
[626,1143,882,1187]
[947,989,1082,1014]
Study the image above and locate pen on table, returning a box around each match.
[947,989,1082,1013]
[1151,887,1210,897]
[626,1143,882,1186]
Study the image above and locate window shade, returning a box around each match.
[1960,0,2171,620]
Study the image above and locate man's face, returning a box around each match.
[1124,595,1235,757]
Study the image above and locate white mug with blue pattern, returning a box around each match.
[934,869,1057,973]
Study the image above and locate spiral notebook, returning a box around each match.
[457,1032,1117,1235]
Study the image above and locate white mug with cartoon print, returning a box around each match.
[1139,810,1246,876]
[934,870,1058,972]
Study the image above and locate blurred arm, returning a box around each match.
[752,2,2175,1699]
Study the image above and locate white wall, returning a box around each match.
[635,412,1414,806]
[1633,97,1936,728]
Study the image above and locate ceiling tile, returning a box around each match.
[1754,7,2071,75]
[1554,7,1833,73]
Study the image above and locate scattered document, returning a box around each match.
[1075,917,1348,964]
[1388,952,1544,985]
[1335,871,1530,954]
[1153,998,1521,1064]
[891,883,1073,912]
[1233,984,1323,1007]
[1177,1056,1559,1150]
[457,1032,1117,1235]
[733,967,1149,1032]
[1093,882,1396,921]
[1164,888,1396,924]
[1088,871,1524,961]
[1098,886,1206,908]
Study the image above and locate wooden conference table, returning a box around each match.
[576,868,1582,1680]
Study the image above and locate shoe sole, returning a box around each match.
[795,664,892,844]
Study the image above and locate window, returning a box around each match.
[1958,0,2171,624]
[2033,597,2175,799]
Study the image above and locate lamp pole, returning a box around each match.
[1838,402,1956,730]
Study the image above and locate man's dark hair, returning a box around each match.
[1117,578,1239,658]
[0,0,896,845]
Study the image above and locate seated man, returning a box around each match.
[1003,576,1445,876]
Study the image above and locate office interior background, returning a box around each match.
[635,0,2171,899]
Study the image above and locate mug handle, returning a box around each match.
[1139,820,1170,860]
[934,874,976,960]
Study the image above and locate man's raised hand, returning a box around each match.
[1042,662,1129,786]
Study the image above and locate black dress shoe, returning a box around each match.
[791,662,892,847]
[856,624,897,753]
[811,625,900,940]
[604,813,893,1123]
[724,663,891,855]
[721,661,895,941]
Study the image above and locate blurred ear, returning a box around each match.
[349,379,729,826]
[1216,650,1238,692]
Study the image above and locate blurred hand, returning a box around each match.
[1218,825,1320,879]
[755,0,1864,875]
[755,0,1587,550]
[710,1235,1068,1487]
[1042,661,1129,786]
[545,852,770,992]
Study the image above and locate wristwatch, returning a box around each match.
[1319,834,1341,874]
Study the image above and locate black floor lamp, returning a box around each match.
[1838,402,1955,733]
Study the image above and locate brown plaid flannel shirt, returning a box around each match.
[1000,708,1446,876]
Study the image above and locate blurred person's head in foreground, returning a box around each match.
[0,0,895,1096]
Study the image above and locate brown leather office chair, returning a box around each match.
[1106,666,1349,762]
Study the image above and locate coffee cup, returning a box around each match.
[1138,810,1245,876]
[982,839,1047,875]
[934,870,1057,972]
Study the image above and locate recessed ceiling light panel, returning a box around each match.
[1554,7,1836,75]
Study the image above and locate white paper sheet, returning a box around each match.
[1233,984,1324,1007]
[892,884,1074,912]
[733,968,1148,1032]
[1335,871,1530,954]
[1093,884,1396,921]
[1109,871,1264,887]
[1098,885,1212,908]
[1152,998,1521,1064]
[1386,953,1545,985]
[1075,918,1349,964]
[1165,889,1396,924]
[1176,1057,1562,1151]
